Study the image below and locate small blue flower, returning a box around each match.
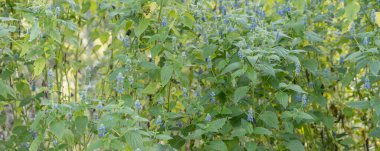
[162,17,167,27]
[32,132,37,139]
[371,9,376,22]
[247,108,256,123]
[237,51,244,60]
[177,121,182,127]
[97,102,103,109]
[183,87,188,98]
[203,34,208,44]
[339,56,345,64]
[128,75,134,83]
[308,82,314,88]
[48,69,54,77]
[135,148,142,151]
[364,76,371,89]
[156,115,163,126]
[135,100,142,111]
[98,124,106,137]
[53,140,58,145]
[123,36,131,47]
[205,114,212,122]
[115,72,125,93]
[296,92,302,102]
[201,16,206,22]
[206,56,211,63]
[158,97,164,105]
[302,94,308,106]
[350,23,355,34]
[295,62,301,75]
[324,68,329,75]
[224,19,229,24]
[363,37,370,46]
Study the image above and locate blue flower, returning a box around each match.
[135,100,142,111]
[201,16,206,22]
[97,102,103,109]
[302,94,308,106]
[203,34,208,44]
[123,36,131,47]
[296,92,302,102]
[308,82,314,88]
[364,76,371,89]
[339,56,345,64]
[156,115,163,126]
[158,97,164,105]
[238,51,244,59]
[371,9,376,22]
[177,121,182,127]
[247,108,256,123]
[128,75,134,83]
[350,23,355,34]
[53,140,58,145]
[115,72,125,93]
[162,17,167,27]
[205,114,212,122]
[324,68,329,75]
[363,37,370,46]
[98,124,106,137]
[32,132,37,139]
[295,62,301,75]
[183,87,188,98]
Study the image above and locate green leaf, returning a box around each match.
[161,65,173,86]
[33,58,46,76]
[74,116,88,136]
[221,62,242,75]
[207,118,227,132]
[305,31,323,42]
[344,1,360,22]
[29,132,43,151]
[286,140,305,151]
[246,142,257,151]
[169,136,186,149]
[125,131,143,149]
[206,140,228,151]
[279,83,306,93]
[246,69,257,84]
[369,127,380,138]
[86,140,103,151]
[181,12,195,28]
[370,60,380,75]
[29,20,40,42]
[135,19,149,37]
[155,134,172,140]
[49,28,61,43]
[252,127,272,135]
[142,82,160,94]
[259,111,279,129]
[346,101,371,109]
[0,79,16,99]
[276,92,288,108]
[233,86,250,103]
[50,121,66,139]
[63,129,75,146]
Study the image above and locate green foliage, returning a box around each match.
[0,0,380,150]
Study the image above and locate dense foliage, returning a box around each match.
[1,0,380,150]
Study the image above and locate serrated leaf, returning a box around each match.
[346,101,370,109]
[276,92,288,108]
[33,58,46,76]
[207,118,227,132]
[161,65,173,86]
[50,121,65,139]
[29,21,40,42]
[125,131,143,149]
[135,19,149,37]
[259,111,279,129]
[221,62,242,75]
[286,140,305,151]
[155,134,172,140]
[207,140,228,151]
[233,86,250,103]
[252,127,272,135]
